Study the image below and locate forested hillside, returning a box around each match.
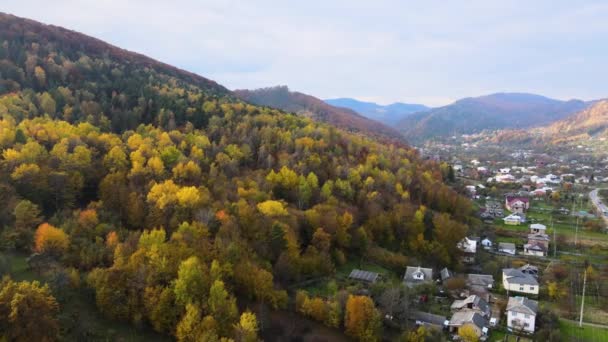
[0,13,473,341]
[234,86,405,141]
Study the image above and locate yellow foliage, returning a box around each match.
[34,223,69,255]
[257,200,288,217]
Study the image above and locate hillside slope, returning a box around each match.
[235,86,405,141]
[0,12,473,341]
[325,97,428,125]
[540,100,608,142]
[398,93,590,141]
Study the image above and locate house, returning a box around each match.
[348,269,380,283]
[523,243,546,257]
[496,174,516,183]
[410,311,448,329]
[458,237,478,263]
[499,168,511,174]
[467,274,495,290]
[481,238,492,249]
[403,266,433,288]
[529,223,546,234]
[503,213,525,225]
[466,274,495,302]
[448,311,488,339]
[505,196,530,213]
[451,295,491,318]
[498,242,516,255]
[506,296,538,334]
[524,233,550,257]
[502,269,539,295]
[518,264,539,278]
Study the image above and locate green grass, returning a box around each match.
[559,319,608,342]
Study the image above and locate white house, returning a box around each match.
[503,213,525,225]
[498,242,516,255]
[506,296,538,333]
[458,237,478,263]
[481,238,492,249]
[403,266,433,288]
[502,269,539,295]
[529,223,546,234]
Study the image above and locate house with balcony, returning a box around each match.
[506,296,538,334]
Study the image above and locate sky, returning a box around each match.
[5,0,608,106]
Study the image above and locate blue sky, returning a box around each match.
[5,0,608,106]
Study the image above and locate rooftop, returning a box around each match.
[506,296,538,315]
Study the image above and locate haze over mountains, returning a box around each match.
[397,93,593,142]
[234,86,405,141]
[324,98,429,125]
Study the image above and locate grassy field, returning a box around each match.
[3,252,169,342]
[559,320,608,342]
[492,198,608,247]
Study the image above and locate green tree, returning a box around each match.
[208,280,238,336]
[174,256,210,306]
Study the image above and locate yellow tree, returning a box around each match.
[0,278,59,342]
[345,295,381,341]
[34,223,69,256]
[257,200,288,217]
[458,325,479,342]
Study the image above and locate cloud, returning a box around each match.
[4,0,608,106]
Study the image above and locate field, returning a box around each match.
[492,199,608,248]
[559,320,608,342]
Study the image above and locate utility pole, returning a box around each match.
[579,267,587,327]
[552,217,556,258]
[574,216,580,247]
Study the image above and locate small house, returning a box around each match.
[529,223,546,234]
[498,242,516,255]
[451,295,491,318]
[503,213,525,225]
[448,311,488,339]
[403,266,433,288]
[481,238,492,249]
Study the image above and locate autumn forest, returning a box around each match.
[0,13,474,341]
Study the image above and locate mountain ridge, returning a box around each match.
[235,86,406,141]
[398,92,593,141]
[324,98,429,125]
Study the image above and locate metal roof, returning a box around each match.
[348,269,380,282]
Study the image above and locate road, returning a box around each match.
[589,188,608,226]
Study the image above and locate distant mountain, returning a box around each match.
[324,98,429,125]
[398,93,592,141]
[235,86,405,141]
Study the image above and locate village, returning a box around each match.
[300,139,608,342]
